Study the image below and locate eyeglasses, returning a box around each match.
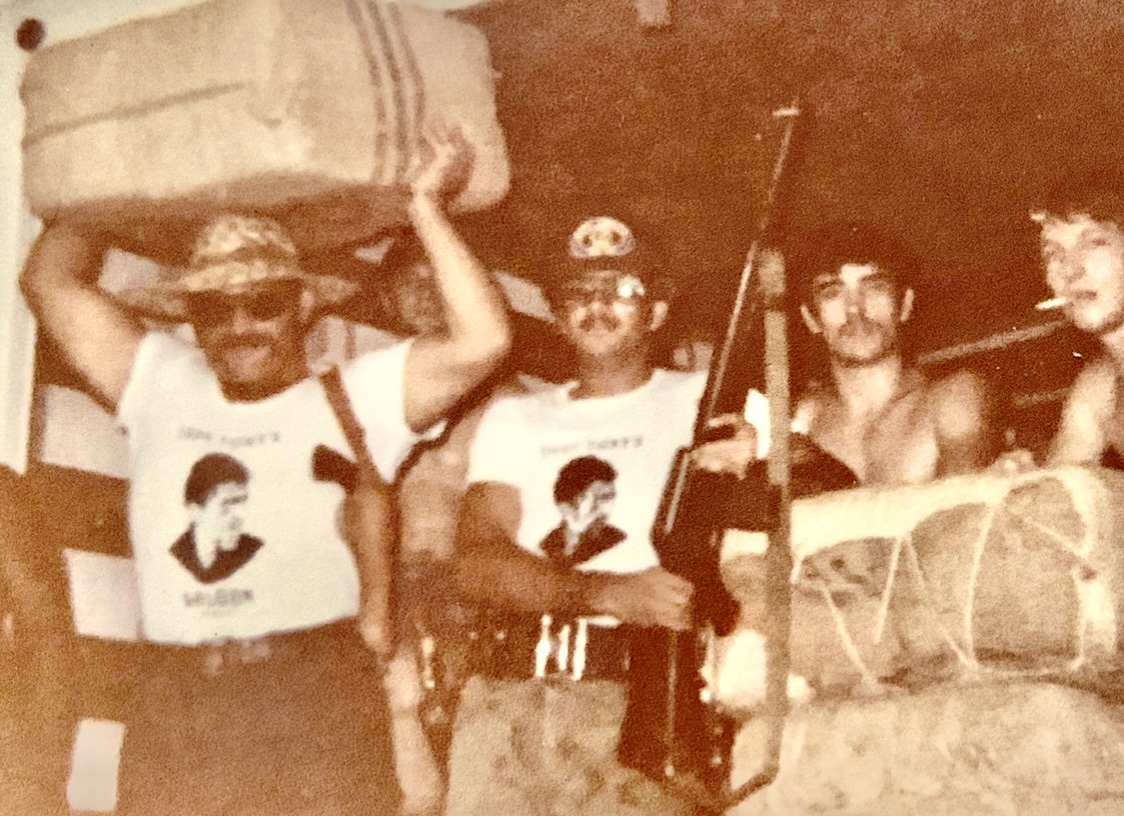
[556,273,647,306]
[186,284,301,327]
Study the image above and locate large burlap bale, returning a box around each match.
[730,681,1124,816]
[718,466,1124,704]
[902,469,1124,663]
[20,0,509,261]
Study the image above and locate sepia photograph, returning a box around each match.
[0,0,1122,814]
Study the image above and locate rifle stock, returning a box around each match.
[311,443,453,797]
[617,101,802,811]
[312,444,359,494]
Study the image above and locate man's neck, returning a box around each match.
[217,361,308,403]
[571,354,655,399]
[829,355,916,418]
[194,532,219,569]
[1100,324,1124,371]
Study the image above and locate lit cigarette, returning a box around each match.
[1035,296,1067,311]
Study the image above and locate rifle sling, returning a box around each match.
[319,366,381,482]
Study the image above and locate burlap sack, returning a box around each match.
[718,466,1124,705]
[20,0,510,261]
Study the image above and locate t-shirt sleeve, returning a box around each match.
[117,331,193,432]
[344,338,446,481]
[465,396,521,488]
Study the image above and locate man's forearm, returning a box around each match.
[409,195,510,365]
[20,223,108,303]
[19,223,142,410]
[453,541,604,617]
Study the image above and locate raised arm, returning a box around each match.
[455,482,694,630]
[400,122,511,432]
[934,367,997,477]
[1047,358,1114,466]
[19,223,143,411]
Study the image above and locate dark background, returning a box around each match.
[447,0,1114,449]
[36,0,1119,453]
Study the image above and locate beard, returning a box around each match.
[206,333,298,400]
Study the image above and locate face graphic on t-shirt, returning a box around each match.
[191,482,248,554]
[171,454,265,585]
[560,479,616,535]
[541,456,628,566]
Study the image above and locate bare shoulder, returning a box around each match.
[1048,356,1116,466]
[1068,355,1117,404]
[928,366,988,403]
[919,367,995,475]
[924,368,994,463]
[793,380,832,429]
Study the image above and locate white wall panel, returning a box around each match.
[0,0,214,474]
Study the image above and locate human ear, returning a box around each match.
[899,288,915,323]
[800,303,822,334]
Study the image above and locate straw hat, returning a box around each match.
[117,214,358,322]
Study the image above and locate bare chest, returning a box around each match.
[810,390,938,485]
[1103,398,1124,459]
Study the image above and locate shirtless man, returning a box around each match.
[1034,193,1124,467]
[789,223,995,484]
[695,223,995,486]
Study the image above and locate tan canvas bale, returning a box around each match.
[906,477,1085,660]
[907,469,1124,666]
[730,682,1124,816]
[788,541,906,694]
[20,0,509,260]
[718,467,1124,707]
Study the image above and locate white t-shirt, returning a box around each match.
[467,369,713,575]
[117,332,427,645]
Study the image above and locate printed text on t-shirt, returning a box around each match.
[178,426,282,449]
[540,435,644,458]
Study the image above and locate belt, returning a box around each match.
[147,618,364,678]
[468,615,631,682]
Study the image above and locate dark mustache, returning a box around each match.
[216,332,276,353]
[839,317,878,336]
[578,313,620,332]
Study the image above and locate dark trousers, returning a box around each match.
[114,621,400,816]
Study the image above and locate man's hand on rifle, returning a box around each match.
[586,567,695,630]
[689,413,760,478]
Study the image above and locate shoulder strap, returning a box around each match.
[319,366,379,478]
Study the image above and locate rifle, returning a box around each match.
[312,443,458,767]
[617,100,802,813]
[312,430,447,814]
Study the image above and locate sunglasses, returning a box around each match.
[185,284,301,327]
[556,273,647,306]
